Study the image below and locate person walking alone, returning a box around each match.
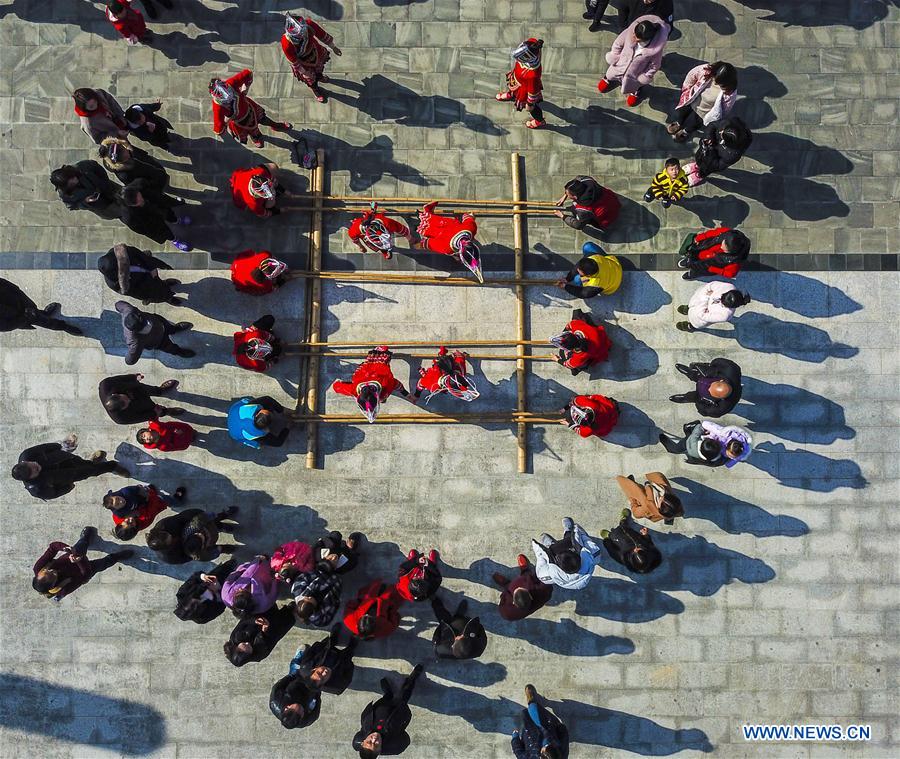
[32,527,132,601]
[0,277,82,336]
[115,301,195,364]
[13,437,127,501]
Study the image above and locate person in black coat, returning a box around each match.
[352,664,424,758]
[98,373,184,424]
[145,507,237,564]
[694,118,753,179]
[50,161,122,220]
[601,510,662,574]
[97,244,180,305]
[12,440,127,501]
[224,602,297,667]
[125,102,174,149]
[269,671,322,729]
[511,684,570,759]
[669,359,742,418]
[115,301,195,364]
[291,624,359,695]
[174,559,237,624]
[98,137,170,190]
[0,278,82,335]
[430,596,488,660]
[120,179,191,250]
[313,530,365,575]
[618,0,674,29]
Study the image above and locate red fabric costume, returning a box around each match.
[417,205,478,256]
[211,69,266,140]
[231,250,279,294]
[693,227,742,278]
[348,213,410,255]
[575,187,621,229]
[106,1,146,40]
[281,20,334,86]
[506,59,543,109]
[343,580,403,640]
[233,325,277,372]
[570,394,619,439]
[140,420,195,452]
[230,166,275,217]
[560,319,611,372]
[332,359,404,401]
[111,486,168,533]
[417,352,467,394]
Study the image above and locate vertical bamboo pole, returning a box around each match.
[511,153,528,474]
[304,149,326,469]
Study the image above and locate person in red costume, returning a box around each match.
[561,394,620,439]
[414,347,480,403]
[331,346,416,422]
[230,163,284,218]
[415,202,483,282]
[106,0,148,45]
[281,13,342,103]
[343,580,404,640]
[233,315,282,373]
[550,309,612,376]
[230,251,289,294]
[136,419,195,452]
[209,70,292,148]
[347,203,412,260]
[495,38,546,129]
[678,227,751,280]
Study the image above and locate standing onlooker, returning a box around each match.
[291,568,343,628]
[601,510,662,574]
[531,518,602,591]
[597,16,669,106]
[291,626,359,694]
[683,118,753,187]
[511,684,570,758]
[227,396,291,448]
[174,559,237,624]
[224,602,297,666]
[50,162,122,220]
[124,102,174,149]
[32,527,133,601]
[72,87,127,144]
[98,137,169,189]
[667,62,738,142]
[120,180,192,251]
[643,158,689,208]
[230,251,289,294]
[615,472,684,525]
[146,507,238,564]
[395,549,442,602]
[233,316,282,373]
[99,373,182,424]
[431,596,488,661]
[670,359,742,418]
[13,439,127,501]
[136,419,195,452]
[0,277,82,336]
[677,281,751,332]
[561,394,619,439]
[677,227,751,280]
[271,540,315,582]
[105,0,149,45]
[556,245,623,299]
[554,178,621,232]
[492,554,554,622]
[269,669,322,730]
[313,531,365,575]
[115,301,195,364]
[97,244,180,305]
[104,483,182,540]
[658,420,752,468]
[343,580,404,641]
[222,556,280,616]
[619,0,674,29]
[352,665,424,757]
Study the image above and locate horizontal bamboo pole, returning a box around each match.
[280,206,556,216]
[282,351,557,360]
[290,413,563,424]
[318,195,560,207]
[286,271,559,287]
[287,339,549,348]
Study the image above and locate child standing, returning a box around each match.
[106,0,148,45]
[643,157,689,207]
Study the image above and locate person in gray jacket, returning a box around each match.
[115,300,194,364]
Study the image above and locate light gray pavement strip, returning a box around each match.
[0,269,897,757]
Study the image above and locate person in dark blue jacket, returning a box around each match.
[511,685,569,759]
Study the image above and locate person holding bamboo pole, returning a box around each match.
[331,346,417,423]
[554,176,620,231]
[557,244,623,299]
[414,347,480,403]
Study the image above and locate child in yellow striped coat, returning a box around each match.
[643,157,689,208]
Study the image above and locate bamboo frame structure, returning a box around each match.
[304,150,326,470]
[286,271,558,287]
[284,351,557,361]
[287,339,549,348]
[290,412,562,425]
[511,152,528,474]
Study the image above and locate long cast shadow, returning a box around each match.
[739,272,862,318]
[748,441,868,491]
[733,0,896,29]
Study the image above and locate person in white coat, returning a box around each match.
[667,62,738,142]
[676,282,751,332]
[531,517,602,591]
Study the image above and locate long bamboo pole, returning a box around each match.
[304,150,326,470]
[284,351,557,361]
[287,339,549,348]
[280,205,556,216]
[511,152,528,474]
[290,413,563,424]
[315,195,560,207]
[285,271,558,287]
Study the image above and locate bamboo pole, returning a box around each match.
[511,152,528,474]
[285,271,558,287]
[287,339,549,348]
[280,205,556,216]
[304,150,326,470]
[316,195,560,207]
[283,351,557,361]
[290,413,563,424]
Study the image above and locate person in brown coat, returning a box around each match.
[616,472,684,525]
[492,554,554,621]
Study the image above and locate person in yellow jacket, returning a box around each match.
[643,157,689,208]
[556,244,622,298]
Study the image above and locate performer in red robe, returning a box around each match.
[331,347,416,422]
[347,204,411,260]
[416,202,483,282]
[209,69,292,148]
[415,347,480,402]
[233,316,282,373]
[281,13,342,103]
[550,310,611,376]
[106,0,147,44]
[495,38,545,129]
[230,250,289,294]
[230,164,282,218]
[562,394,619,439]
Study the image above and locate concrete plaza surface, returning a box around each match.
[0,268,897,758]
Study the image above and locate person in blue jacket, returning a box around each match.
[227,396,291,448]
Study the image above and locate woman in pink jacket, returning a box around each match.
[667,61,738,142]
[597,16,669,107]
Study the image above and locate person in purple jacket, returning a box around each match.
[222,555,280,617]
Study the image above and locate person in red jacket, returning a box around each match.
[343,580,404,640]
[230,250,289,294]
[233,315,282,372]
[106,0,148,45]
[678,227,751,280]
[561,394,619,439]
[136,419,195,452]
[210,69,292,148]
[415,202,482,282]
[555,176,621,231]
[495,38,545,129]
[281,13,342,103]
[111,484,181,540]
[550,309,611,376]
[395,549,442,602]
[347,204,412,260]
[32,527,132,601]
[331,346,416,422]
[414,347,480,402]
[230,163,283,218]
